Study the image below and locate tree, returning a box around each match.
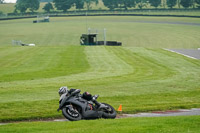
[167,0,177,8]
[40,0,53,2]
[118,0,136,10]
[74,0,84,10]
[15,0,39,13]
[196,0,200,4]
[180,0,192,8]
[177,0,181,8]
[195,0,200,8]
[136,0,148,9]
[28,0,40,12]
[162,0,167,8]
[102,0,118,10]
[149,0,161,8]
[15,0,29,13]
[43,2,54,12]
[53,0,73,12]
[191,0,195,8]
[0,0,4,4]
[84,0,98,10]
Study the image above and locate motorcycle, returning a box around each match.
[57,90,117,121]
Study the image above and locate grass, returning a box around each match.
[0,46,200,121]
[0,46,89,82]
[0,16,200,130]
[0,16,200,48]
[0,116,200,133]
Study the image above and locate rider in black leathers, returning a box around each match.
[58,86,101,108]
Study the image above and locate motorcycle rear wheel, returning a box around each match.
[62,105,82,121]
[101,103,117,119]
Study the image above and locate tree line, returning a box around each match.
[103,0,200,9]
[0,0,4,4]
[14,0,200,13]
[14,0,98,13]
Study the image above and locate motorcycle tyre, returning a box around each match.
[101,103,117,119]
[62,106,82,121]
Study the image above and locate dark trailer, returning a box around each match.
[80,34,98,45]
[80,34,122,46]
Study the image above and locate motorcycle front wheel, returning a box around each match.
[101,103,117,119]
[62,105,82,121]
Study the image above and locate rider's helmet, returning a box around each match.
[58,86,68,96]
[82,92,93,101]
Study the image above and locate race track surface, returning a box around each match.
[165,49,200,59]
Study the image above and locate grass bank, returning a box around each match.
[0,46,199,122]
[0,16,200,122]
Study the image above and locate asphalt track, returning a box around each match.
[1,108,200,125]
[1,15,200,27]
[51,19,200,27]
[122,108,200,118]
[165,49,200,59]
[115,20,200,26]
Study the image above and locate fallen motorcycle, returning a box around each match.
[57,90,116,121]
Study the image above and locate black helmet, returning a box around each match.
[58,86,68,96]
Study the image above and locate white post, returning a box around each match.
[85,12,88,34]
[88,28,91,34]
[37,15,39,23]
[96,29,98,42]
[104,28,106,45]
[12,40,15,46]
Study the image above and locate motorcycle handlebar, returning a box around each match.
[70,89,81,96]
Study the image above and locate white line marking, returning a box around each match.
[163,48,198,60]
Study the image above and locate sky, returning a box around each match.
[4,0,16,3]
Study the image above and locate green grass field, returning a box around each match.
[1,16,200,48]
[0,16,200,132]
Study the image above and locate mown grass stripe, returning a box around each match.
[0,46,89,82]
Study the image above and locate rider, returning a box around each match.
[58,86,101,108]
